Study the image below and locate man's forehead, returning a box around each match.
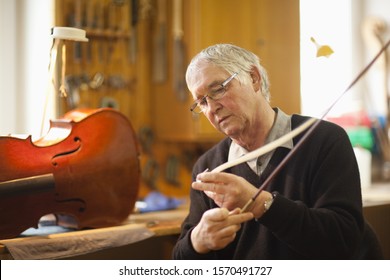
[188,63,227,91]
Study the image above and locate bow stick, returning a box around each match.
[212,118,317,173]
[207,39,390,213]
[239,38,390,212]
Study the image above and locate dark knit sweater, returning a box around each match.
[172,115,382,259]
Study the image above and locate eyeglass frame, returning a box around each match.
[190,72,239,114]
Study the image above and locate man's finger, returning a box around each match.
[228,211,254,224]
[204,207,230,221]
[192,181,223,194]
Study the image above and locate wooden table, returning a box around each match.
[0,205,188,260]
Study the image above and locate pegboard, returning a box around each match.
[54,0,140,123]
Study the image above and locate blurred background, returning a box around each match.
[0,0,389,200]
[0,0,389,260]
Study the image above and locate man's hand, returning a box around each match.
[190,207,253,254]
[193,171,273,219]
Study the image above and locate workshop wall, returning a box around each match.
[53,0,300,199]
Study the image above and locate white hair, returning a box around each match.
[185,43,270,101]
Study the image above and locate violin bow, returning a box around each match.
[231,38,390,213]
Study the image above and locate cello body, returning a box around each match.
[0,108,140,239]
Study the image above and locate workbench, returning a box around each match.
[0,205,188,260]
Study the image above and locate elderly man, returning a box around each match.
[172,44,382,259]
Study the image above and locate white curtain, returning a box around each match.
[0,0,54,138]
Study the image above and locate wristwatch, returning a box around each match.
[264,193,275,213]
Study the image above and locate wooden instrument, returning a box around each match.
[0,108,140,239]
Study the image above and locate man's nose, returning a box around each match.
[206,97,222,113]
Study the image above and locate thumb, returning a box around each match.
[206,207,229,221]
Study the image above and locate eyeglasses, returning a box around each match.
[190,72,239,114]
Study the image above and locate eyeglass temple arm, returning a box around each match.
[222,72,239,87]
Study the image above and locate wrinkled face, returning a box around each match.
[187,62,263,139]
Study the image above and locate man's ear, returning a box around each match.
[250,66,262,92]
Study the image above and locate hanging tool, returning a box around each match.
[85,0,95,64]
[73,0,84,62]
[138,126,160,190]
[165,154,180,186]
[172,0,187,102]
[95,0,105,64]
[129,0,139,64]
[153,0,168,83]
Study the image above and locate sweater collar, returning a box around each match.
[228,107,293,162]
